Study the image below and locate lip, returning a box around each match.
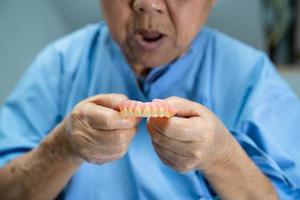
[133,29,166,51]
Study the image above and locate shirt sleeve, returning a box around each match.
[0,45,63,168]
[233,55,300,199]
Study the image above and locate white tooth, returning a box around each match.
[165,110,171,118]
[134,107,142,117]
[152,108,158,117]
[143,106,151,117]
[159,107,165,117]
[128,107,134,117]
[121,109,129,117]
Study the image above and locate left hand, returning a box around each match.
[147,96,234,173]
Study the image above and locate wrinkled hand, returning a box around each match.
[147,96,233,173]
[65,94,140,164]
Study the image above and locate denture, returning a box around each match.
[118,99,177,118]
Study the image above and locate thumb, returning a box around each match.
[164,96,204,118]
[87,93,129,111]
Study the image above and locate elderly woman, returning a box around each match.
[0,0,299,199]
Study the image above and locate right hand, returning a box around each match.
[64,94,141,164]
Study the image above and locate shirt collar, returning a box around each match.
[105,23,209,100]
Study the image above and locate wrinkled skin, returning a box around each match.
[147,96,232,173]
[66,94,231,172]
[101,0,215,74]
[66,94,141,164]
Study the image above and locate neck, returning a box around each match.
[131,63,152,78]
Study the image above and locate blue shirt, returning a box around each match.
[1,22,300,199]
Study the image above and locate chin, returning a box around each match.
[138,59,168,68]
[137,53,178,68]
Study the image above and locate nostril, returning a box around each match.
[138,7,162,14]
[155,9,163,14]
[132,0,165,14]
[138,7,145,13]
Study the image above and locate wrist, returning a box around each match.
[40,120,83,167]
[202,128,239,176]
[200,130,278,200]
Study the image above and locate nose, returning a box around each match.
[132,0,166,14]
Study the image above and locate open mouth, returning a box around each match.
[142,32,164,42]
[134,29,166,51]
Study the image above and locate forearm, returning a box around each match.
[0,121,83,200]
[202,133,278,200]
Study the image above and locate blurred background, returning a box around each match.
[0,0,300,105]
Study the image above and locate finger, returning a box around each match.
[157,153,183,171]
[74,132,131,156]
[147,123,202,158]
[81,146,128,164]
[164,96,208,118]
[90,127,137,146]
[87,152,127,165]
[87,93,129,111]
[148,117,204,142]
[153,143,194,173]
[81,102,141,130]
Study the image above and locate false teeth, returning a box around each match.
[118,99,177,118]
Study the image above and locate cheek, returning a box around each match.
[175,15,200,49]
[171,2,211,49]
[101,1,131,44]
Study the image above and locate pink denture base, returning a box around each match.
[118,99,177,118]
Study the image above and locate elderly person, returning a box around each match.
[0,0,299,199]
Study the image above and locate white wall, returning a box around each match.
[54,0,101,31]
[207,0,266,51]
[0,1,70,105]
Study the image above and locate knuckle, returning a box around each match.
[177,163,192,173]
[181,125,192,135]
[109,93,128,104]
[119,142,129,152]
[85,156,96,164]
[161,158,169,166]
[174,165,188,173]
[112,142,128,155]
[166,96,180,104]
[113,131,126,145]
[87,156,106,165]
[180,162,190,171]
[111,147,127,161]
[205,121,215,132]
[78,148,93,163]
[90,160,105,165]
[71,104,91,128]
[111,130,131,145]
[121,132,130,144]
[151,131,161,142]
[72,130,86,145]
[110,153,125,162]
[191,150,202,159]
[103,115,114,129]
[70,109,81,121]
[114,93,127,100]
[202,132,214,145]
[168,96,179,101]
